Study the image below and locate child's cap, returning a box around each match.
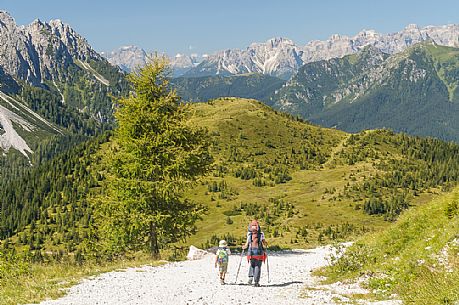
[219,240,227,247]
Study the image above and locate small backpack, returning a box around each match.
[217,247,229,264]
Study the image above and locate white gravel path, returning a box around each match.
[33,246,402,305]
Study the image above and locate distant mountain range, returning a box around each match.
[101,46,206,77]
[105,24,459,79]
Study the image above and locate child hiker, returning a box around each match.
[215,240,231,284]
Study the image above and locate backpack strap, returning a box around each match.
[258,231,263,250]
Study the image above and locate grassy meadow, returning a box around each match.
[181,98,447,251]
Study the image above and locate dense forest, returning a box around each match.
[0,57,130,262]
[0,134,108,257]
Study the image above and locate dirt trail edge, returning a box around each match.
[33,246,401,305]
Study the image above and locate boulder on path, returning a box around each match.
[186,245,209,260]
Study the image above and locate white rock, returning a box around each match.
[186,245,209,260]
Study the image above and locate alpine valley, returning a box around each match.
[106,24,459,142]
[2,9,459,305]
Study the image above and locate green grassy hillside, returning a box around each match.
[324,186,459,304]
[182,98,459,250]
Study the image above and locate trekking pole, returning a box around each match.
[234,248,245,284]
[266,249,270,283]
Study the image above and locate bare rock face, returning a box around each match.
[0,10,102,86]
[188,37,303,79]
[170,53,201,77]
[0,11,124,158]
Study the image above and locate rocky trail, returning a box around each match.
[33,246,401,305]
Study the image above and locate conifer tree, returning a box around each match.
[96,57,212,256]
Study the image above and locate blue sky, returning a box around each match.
[1,0,458,56]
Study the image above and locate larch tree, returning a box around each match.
[96,57,212,257]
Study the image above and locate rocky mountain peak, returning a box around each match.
[405,23,420,30]
[356,29,379,38]
[330,33,343,40]
[0,11,16,29]
[266,37,295,48]
[172,53,195,66]
[0,13,102,86]
[30,18,44,28]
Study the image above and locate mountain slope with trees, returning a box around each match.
[172,73,285,103]
[173,42,459,143]
[272,42,459,142]
[183,98,459,249]
[0,11,129,165]
[2,91,459,303]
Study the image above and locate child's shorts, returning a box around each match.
[219,262,228,273]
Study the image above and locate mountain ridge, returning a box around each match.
[101,45,203,77]
[104,23,459,79]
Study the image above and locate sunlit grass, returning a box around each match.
[0,254,165,305]
[321,186,459,304]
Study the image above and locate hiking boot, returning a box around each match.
[254,282,260,287]
[247,277,253,285]
[220,278,225,285]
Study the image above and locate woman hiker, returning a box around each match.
[242,219,268,287]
